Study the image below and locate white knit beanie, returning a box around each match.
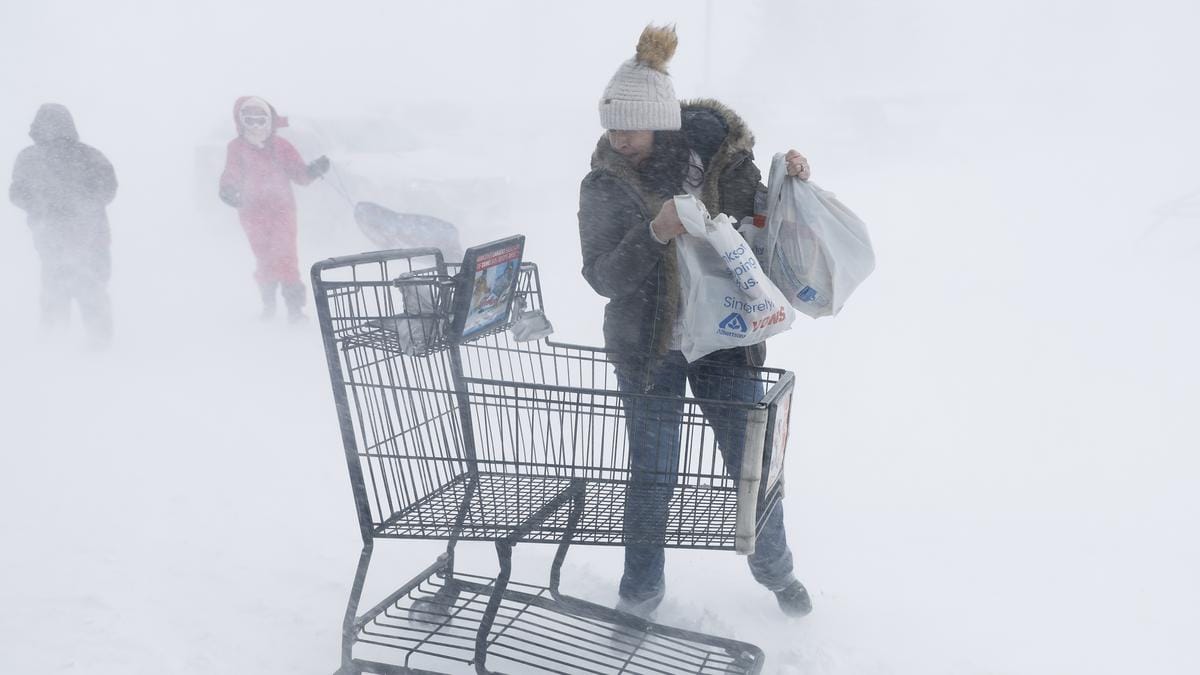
[599,25,681,131]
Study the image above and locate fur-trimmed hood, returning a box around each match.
[680,98,754,159]
[680,98,753,214]
[589,98,755,214]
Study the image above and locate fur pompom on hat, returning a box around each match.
[635,23,679,73]
[599,24,682,131]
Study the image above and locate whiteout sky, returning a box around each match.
[1,1,1197,674]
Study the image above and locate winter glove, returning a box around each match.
[307,155,330,180]
[219,183,242,208]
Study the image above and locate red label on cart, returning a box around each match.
[475,245,522,271]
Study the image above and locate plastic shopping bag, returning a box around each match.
[673,194,795,362]
[508,294,554,342]
[748,153,875,318]
[365,279,440,355]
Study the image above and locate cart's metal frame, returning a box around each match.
[314,248,794,674]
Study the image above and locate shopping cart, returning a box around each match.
[313,244,796,674]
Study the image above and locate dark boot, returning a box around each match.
[773,578,812,617]
[281,281,307,322]
[610,594,660,650]
[259,282,278,320]
[614,593,660,620]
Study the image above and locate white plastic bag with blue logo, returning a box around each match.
[673,194,795,362]
[750,153,875,318]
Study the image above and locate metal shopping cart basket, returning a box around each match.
[313,240,796,675]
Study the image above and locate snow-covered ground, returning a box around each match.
[2,1,1197,673]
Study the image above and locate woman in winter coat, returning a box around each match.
[219,96,329,321]
[577,25,813,619]
[9,104,117,347]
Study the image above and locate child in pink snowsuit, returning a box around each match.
[219,96,329,320]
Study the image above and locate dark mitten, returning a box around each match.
[219,184,241,208]
[307,155,330,179]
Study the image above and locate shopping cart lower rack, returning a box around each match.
[347,554,762,675]
[314,244,795,674]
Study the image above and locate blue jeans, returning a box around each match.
[616,349,795,609]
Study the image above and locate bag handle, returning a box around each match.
[767,152,791,211]
[673,194,710,237]
[759,153,795,273]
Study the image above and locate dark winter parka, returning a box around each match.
[9,104,117,259]
[578,99,765,386]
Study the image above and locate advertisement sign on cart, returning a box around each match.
[450,235,525,341]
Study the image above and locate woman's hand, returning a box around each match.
[785,149,811,181]
[651,198,686,243]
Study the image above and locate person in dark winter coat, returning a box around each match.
[219,96,329,321]
[578,25,814,619]
[9,104,117,346]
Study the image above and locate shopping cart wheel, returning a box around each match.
[408,579,462,626]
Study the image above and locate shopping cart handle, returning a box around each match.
[311,247,447,274]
